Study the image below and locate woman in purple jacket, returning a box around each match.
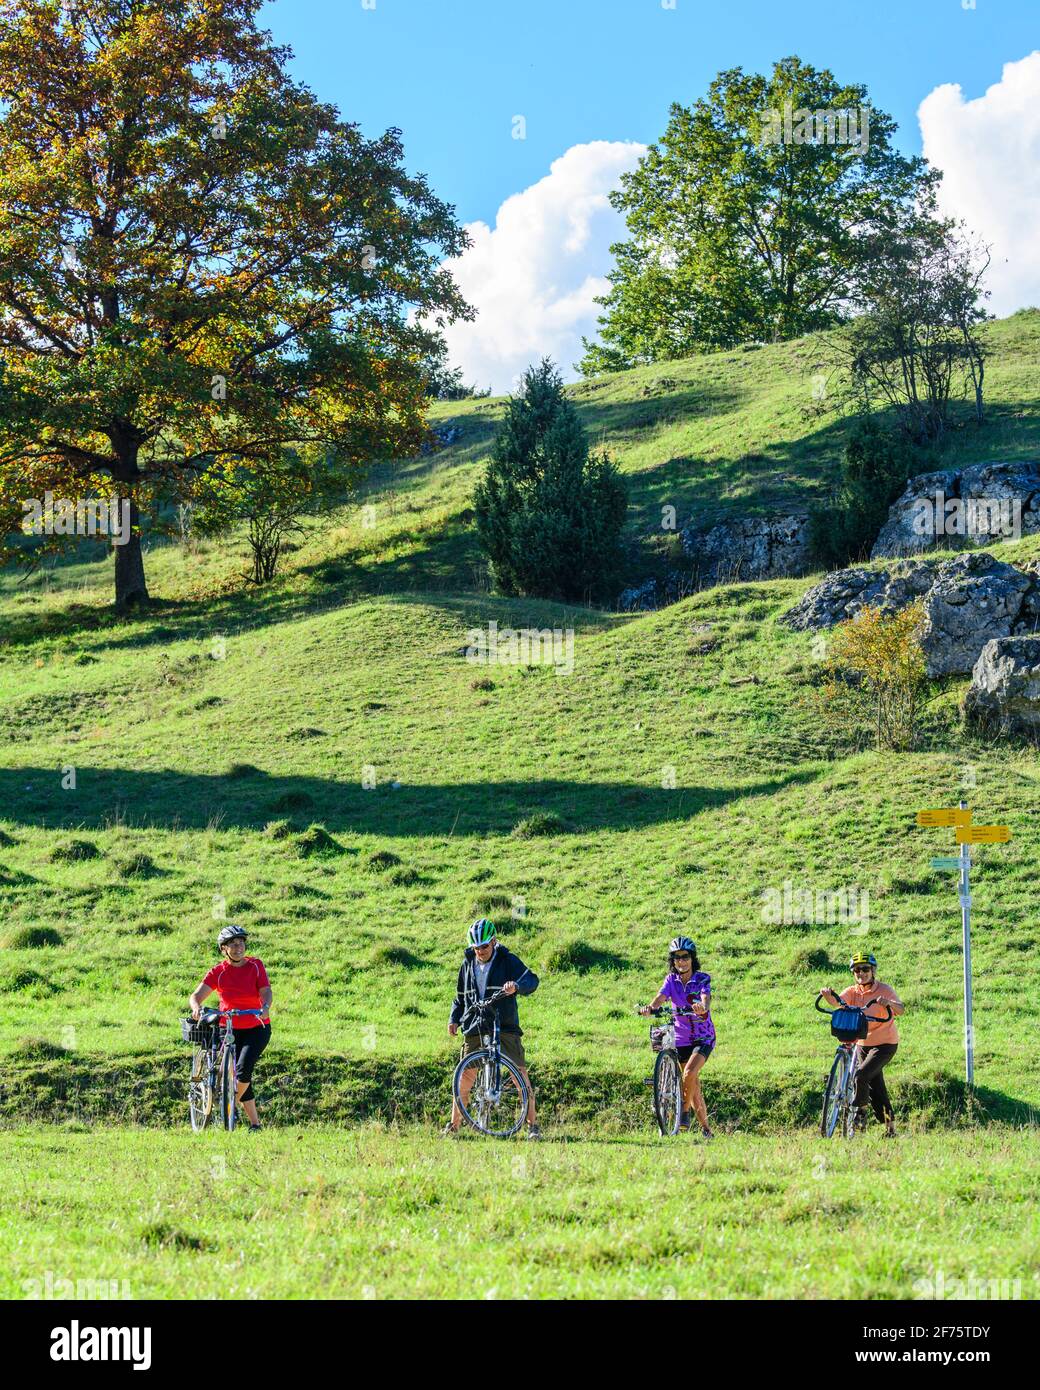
[639,936,715,1137]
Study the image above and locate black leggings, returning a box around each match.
[853,1043,897,1121]
[233,1024,271,1102]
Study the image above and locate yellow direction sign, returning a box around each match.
[956,824,1011,844]
[917,808,973,828]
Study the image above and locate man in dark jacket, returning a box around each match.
[445,918,540,1138]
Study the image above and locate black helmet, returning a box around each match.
[669,936,695,955]
[217,923,248,949]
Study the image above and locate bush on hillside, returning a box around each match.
[820,602,928,752]
[263,819,294,841]
[49,839,101,863]
[544,939,626,973]
[368,850,402,870]
[809,420,916,568]
[511,811,565,839]
[474,360,628,601]
[294,824,344,857]
[3,925,63,949]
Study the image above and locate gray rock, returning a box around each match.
[618,578,658,613]
[871,461,1040,558]
[617,572,695,612]
[918,552,1031,676]
[681,514,811,584]
[965,636,1040,732]
[781,551,1036,676]
[781,565,902,631]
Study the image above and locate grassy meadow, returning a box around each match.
[3,1126,1038,1300]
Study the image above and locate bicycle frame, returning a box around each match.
[453,988,529,1138]
[189,1007,266,1131]
[815,992,892,1138]
[642,1002,698,1136]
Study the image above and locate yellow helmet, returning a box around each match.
[849,951,877,971]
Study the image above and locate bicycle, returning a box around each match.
[452,988,529,1139]
[641,1003,698,1136]
[814,992,893,1138]
[181,1007,267,1132]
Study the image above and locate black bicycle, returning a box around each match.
[181,1007,266,1132]
[452,989,529,1139]
[641,1003,698,1136]
[814,993,893,1138]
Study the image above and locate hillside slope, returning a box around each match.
[1,313,1039,1124]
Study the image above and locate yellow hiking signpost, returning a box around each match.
[916,802,1011,1085]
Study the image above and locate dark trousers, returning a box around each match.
[233,1023,271,1102]
[853,1043,897,1121]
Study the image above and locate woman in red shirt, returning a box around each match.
[189,924,272,1132]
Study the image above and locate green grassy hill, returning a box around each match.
[2,312,1040,1127]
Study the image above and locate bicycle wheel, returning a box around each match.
[453,1049,528,1138]
[188,1046,213,1132]
[653,1050,682,1136]
[220,1043,238,1132]
[821,1048,851,1138]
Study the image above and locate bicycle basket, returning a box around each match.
[649,1024,676,1052]
[181,1016,220,1046]
[830,1006,868,1042]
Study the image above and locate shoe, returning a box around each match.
[441,1122,460,1138]
[246,1124,262,1133]
[884,1122,897,1139]
[526,1123,542,1140]
[678,1111,691,1131]
[701,1126,714,1140]
[642,1076,653,1088]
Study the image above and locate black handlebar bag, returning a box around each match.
[830,1006,869,1042]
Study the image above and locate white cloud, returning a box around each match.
[918,52,1040,317]
[433,140,645,395]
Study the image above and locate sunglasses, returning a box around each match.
[672,952,692,961]
[852,965,873,973]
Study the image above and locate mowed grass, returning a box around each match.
[1,1126,1038,1299]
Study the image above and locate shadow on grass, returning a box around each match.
[2,1050,1034,1131]
[0,766,826,837]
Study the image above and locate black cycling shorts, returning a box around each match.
[677,1040,713,1064]
[233,1023,271,1082]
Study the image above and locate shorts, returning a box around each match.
[461,1030,527,1069]
[232,1023,271,1083]
[676,1040,713,1064]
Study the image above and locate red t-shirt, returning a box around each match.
[202,957,270,1029]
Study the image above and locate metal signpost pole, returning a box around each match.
[959,799,973,1087]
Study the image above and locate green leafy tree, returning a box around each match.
[579,56,938,373]
[809,419,916,569]
[841,219,991,443]
[474,360,627,601]
[190,442,349,585]
[0,0,470,608]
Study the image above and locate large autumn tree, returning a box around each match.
[579,56,938,373]
[0,0,470,607]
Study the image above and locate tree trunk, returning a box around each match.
[114,491,149,610]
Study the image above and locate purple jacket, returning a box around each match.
[660,971,715,1047]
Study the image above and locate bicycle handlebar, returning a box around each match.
[200,1007,268,1019]
[639,1004,697,1018]
[814,992,893,1023]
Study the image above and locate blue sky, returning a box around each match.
[259,0,1040,390]
[260,0,1035,224]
